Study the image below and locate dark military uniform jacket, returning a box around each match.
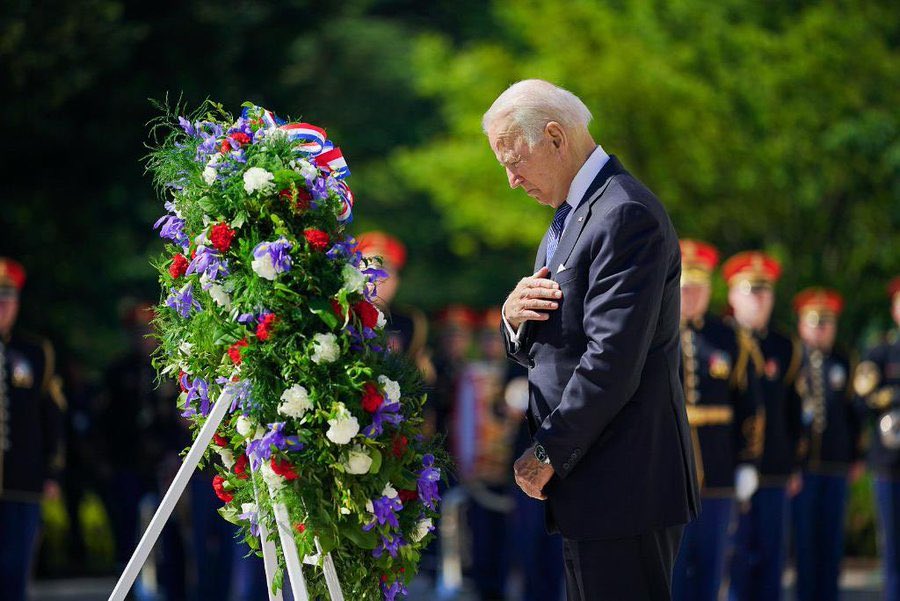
[748,327,804,482]
[855,330,900,478]
[680,315,762,496]
[0,332,65,502]
[795,347,861,474]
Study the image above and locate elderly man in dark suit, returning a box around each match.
[485,79,699,600]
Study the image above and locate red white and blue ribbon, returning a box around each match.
[278,123,328,154]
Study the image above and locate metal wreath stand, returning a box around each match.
[108,389,345,601]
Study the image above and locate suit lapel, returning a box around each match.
[547,156,625,275]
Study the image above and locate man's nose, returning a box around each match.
[506,167,521,189]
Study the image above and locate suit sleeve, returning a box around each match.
[501,319,533,368]
[534,202,667,479]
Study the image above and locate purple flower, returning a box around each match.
[239,505,259,537]
[417,455,441,511]
[186,245,229,286]
[246,422,304,470]
[216,377,254,413]
[237,313,257,325]
[166,284,201,319]
[178,117,195,136]
[309,177,329,201]
[363,495,403,532]
[180,374,209,416]
[381,578,408,601]
[326,237,361,265]
[154,214,189,249]
[373,532,406,559]
[362,400,402,439]
[251,238,293,279]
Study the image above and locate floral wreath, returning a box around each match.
[148,101,444,600]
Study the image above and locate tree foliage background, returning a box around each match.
[2,0,899,372]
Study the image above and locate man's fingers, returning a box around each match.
[523,287,563,300]
[533,266,551,278]
[522,298,558,311]
[525,277,561,290]
[518,310,549,321]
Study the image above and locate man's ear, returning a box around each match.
[545,121,565,150]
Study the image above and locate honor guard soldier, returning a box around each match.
[790,288,862,601]
[356,232,431,364]
[672,240,762,601]
[0,258,65,601]
[724,251,804,601]
[854,276,900,601]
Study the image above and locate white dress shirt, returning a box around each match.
[502,145,610,347]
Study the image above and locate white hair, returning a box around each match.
[482,79,593,147]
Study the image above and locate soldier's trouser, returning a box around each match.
[672,496,735,601]
[792,472,848,601]
[728,484,788,601]
[876,476,900,601]
[0,499,41,601]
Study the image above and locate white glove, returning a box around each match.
[735,464,759,503]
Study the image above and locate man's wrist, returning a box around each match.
[533,443,551,465]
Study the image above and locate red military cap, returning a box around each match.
[888,276,900,301]
[356,231,408,271]
[0,257,26,295]
[722,251,782,289]
[679,239,720,285]
[793,287,843,325]
[434,305,480,330]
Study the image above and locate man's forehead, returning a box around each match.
[489,126,525,158]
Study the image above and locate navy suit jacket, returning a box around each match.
[503,156,700,540]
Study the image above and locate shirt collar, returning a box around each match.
[564,144,610,210]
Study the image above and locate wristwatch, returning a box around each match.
[533,443,551,465]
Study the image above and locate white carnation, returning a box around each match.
[341,264,367,294]
[376,307,387,329]
[412,518,433,542]
[382,482,398,498]
[251,254,278,280]
[311,333,340,364]
[290,158,318,180]
[242,167,275,195]
[236,415,254,438]
[218,448,235,470]
[326,403,359,445]
[207,283,231,310]
[378,375,401,403]
[278,385,313,418]
[365,499,374,514]
[344,446,373,475]
[260,461,284,493]
[203,154,221,185]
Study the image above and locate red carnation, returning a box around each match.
[392,434,408,459]
[270,457,300,481]
[231,132,251,146]
[213,433,228,447]
[169,253,188,278]
[398,489,418,504]
[228,338,249,365]
[220,139,232,154]
[234,453,249,480]
[304,229,330,252]
[178,371,189,392]
[353,301,380,329]
[279,187,312,212]
[295,523,306,534]
[212,475,234,503]
[361,382,384,413]
[256,313,278,341]
[210,223,236,253]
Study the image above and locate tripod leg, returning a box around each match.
[108,390,233,601]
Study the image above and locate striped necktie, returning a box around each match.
[545,202,573,266]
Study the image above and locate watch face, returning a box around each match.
[534,444,548,463]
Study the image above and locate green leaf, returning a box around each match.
[309,298,339,329]
[340,522,378,550]
[217,506,241,525]
[368,448,383,474]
